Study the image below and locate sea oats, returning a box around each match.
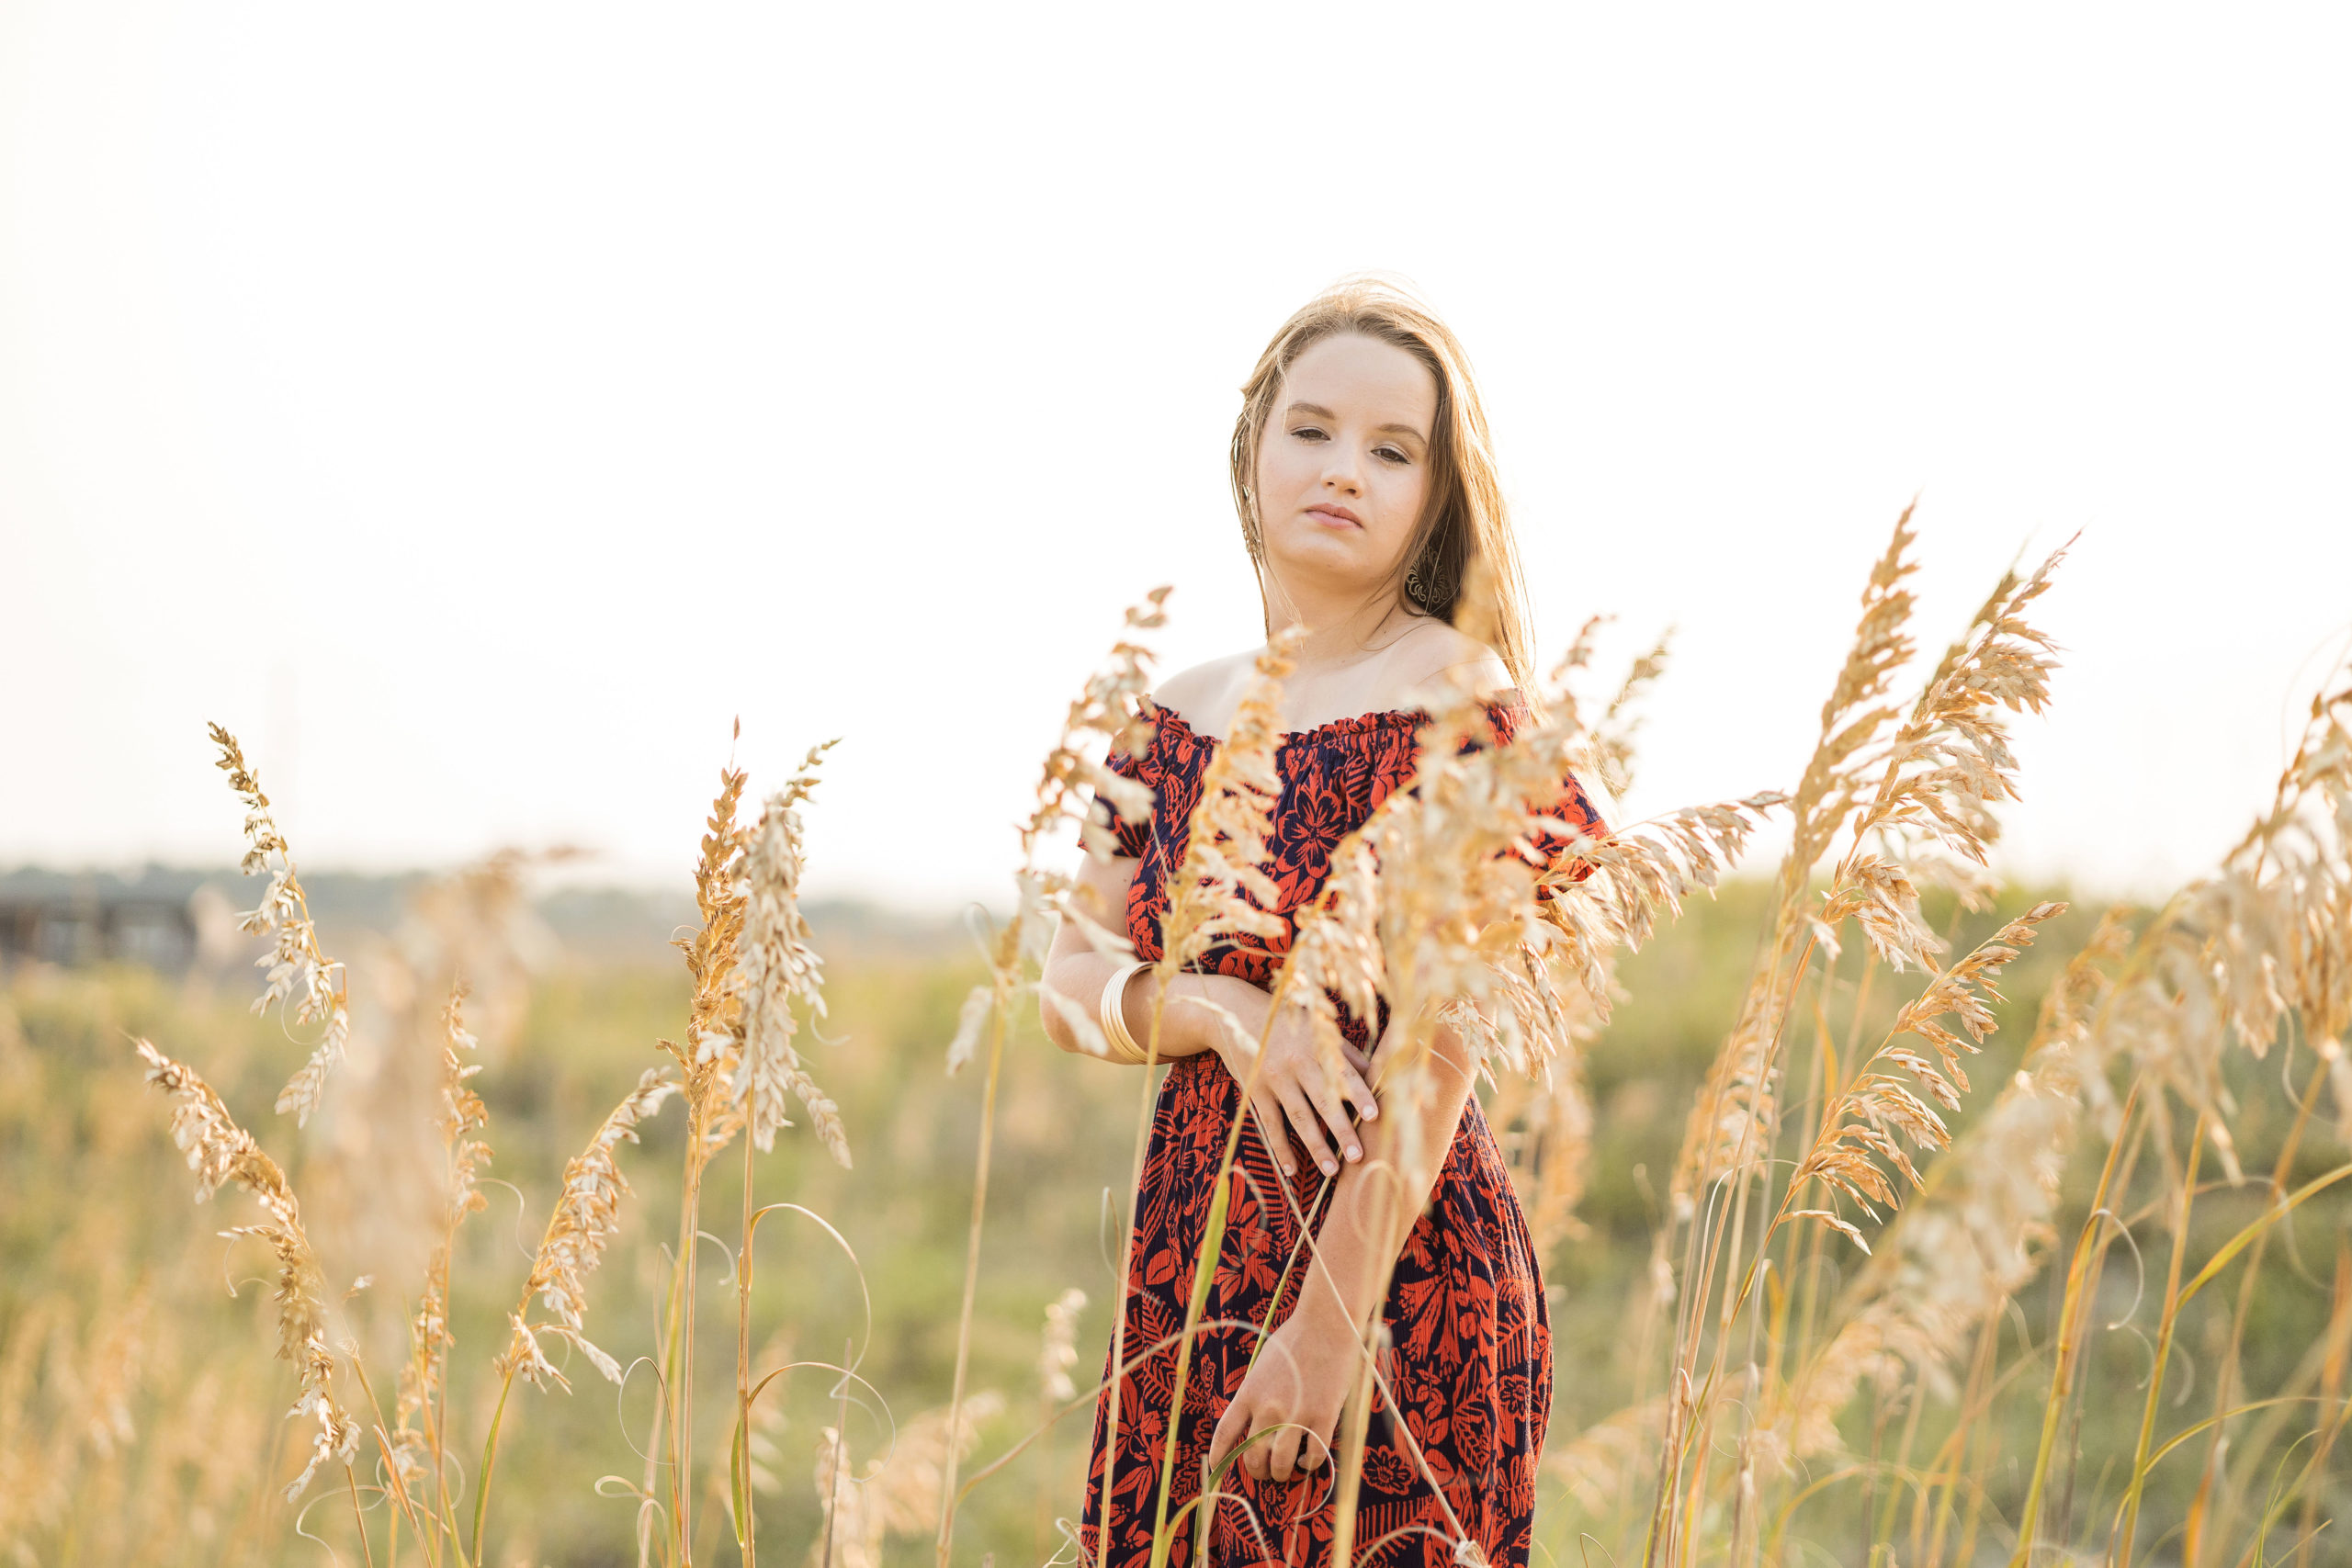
[1667,516,1926,1216]
[394,985,492,1479]
[1486,950,1614,1256]
[943,986,995,1077]
[1815,540,2068,968]
[812,1392,1004,1568]
[1541,793,1786,1010]
[2083,670,2351,1171]
[935,593,1169,1567]
[1773,914,2128,1460]
[1279,831,1385,1085]
[1157,630,1297,976]
[1037,1289,1087,1405]
[1785,902,2064,1247]
[1673,522,2068,1225]
[1592,630,1672,798]
[946,589,1167,1073]
[1358,646,1592,1064]
[207,724,352,1125]
[733,742,845,1160]
[402,846,571,1053]
[501,1068,677,1391]
[134,1040,356,1499]
[1280,616,1777,1201]
[673,764,752,1134]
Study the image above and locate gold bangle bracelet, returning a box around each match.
[1098,960,1151,1065]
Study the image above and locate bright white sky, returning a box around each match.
[3,4,2346,910]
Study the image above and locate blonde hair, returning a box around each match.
[1229,276,1536,690]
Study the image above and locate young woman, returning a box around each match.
[1041,279,1605,1568]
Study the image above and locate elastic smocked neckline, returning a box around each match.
[1148,690,1526,749]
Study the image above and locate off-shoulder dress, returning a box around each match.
[1080,695,1607,1568]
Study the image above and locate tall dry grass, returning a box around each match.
[2,519,2346,1566]
[96,726,869,1568]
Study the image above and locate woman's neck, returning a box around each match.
[1263,575,1416,678]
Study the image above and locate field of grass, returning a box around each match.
[6,879,2345,1565]
[3,518,2348,1567]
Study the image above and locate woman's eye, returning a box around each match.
[1375,446,1410,465]
[1289,426,1327,443]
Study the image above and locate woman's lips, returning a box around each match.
[1306,504,1363,527]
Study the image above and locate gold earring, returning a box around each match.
[1406,563,1428,604]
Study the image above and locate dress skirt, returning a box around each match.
[1079,1046,1552,1568]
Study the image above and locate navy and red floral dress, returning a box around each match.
[1080,696,1607,1568]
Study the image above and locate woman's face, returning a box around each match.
[1252,332,1438,596]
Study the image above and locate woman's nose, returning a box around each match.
[1320,450,1363,494]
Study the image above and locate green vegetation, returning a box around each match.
[4,874,2343,1563]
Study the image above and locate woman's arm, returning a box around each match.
[1204,1014,1478,1483]
[1036,849,1263,1063]
[1038,851,1383,1171]
[1296,1017,1475,1323]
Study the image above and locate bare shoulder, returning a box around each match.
[1387,619,1515,708]
[1151,651,1254,726]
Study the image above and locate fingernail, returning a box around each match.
[1347,1145,1360,1161]
[1363,1107,1378,1121]
[1320,1159,1337,1175]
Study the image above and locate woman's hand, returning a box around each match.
[1204,1294,1363,1484]
[1213,995,1379,1179]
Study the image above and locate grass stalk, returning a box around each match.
[1871,1376,1926,1557]
[668,1133,709,1564]
[1145,966,1318,1568]
[1329,1320,1383,1568]
[2010,1081,2143,1566]
[2291,1240,2351,1568]
[1649,933,1820,1568]
[2115,1111,2211,1568]
[360,1381,444,1566]
[1095,973,1176,1566]
[737,1124,757,1567]
[470,1368,518,1565]
[346,1461,378,1568]
[1920,1306,2003,1568]
[1146,1168,1232,1568]
[935,1000,1010,1568]
[2193,1054,2330,1562]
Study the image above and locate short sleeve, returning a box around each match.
[1534,769,1609,886]
[1481,698,1608,886]
[1094,730,1158,861]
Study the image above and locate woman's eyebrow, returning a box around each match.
[1284,400,1429,442]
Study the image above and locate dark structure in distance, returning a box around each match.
[0,867,206,969]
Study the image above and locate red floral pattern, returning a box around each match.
[1080,697,1606,1568]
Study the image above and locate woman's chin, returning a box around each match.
[1264,536,1385,588]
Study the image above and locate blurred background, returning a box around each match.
[3,3,2347,905]
[5,5,2351,1565]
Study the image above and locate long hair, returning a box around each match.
[1228,276,1536,691]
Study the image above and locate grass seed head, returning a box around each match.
[812,1390,1004,1568]
[1159,630,1297,971]
[394,985,492,1475]
[134,1039,356,1498]
[950,590,1166,1073]
[1775,920,2118,1459]
[1037,1288,1087,1404]
[732,742,846,1162]
[502,1067,677,1391]
[208,724,353,1126]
